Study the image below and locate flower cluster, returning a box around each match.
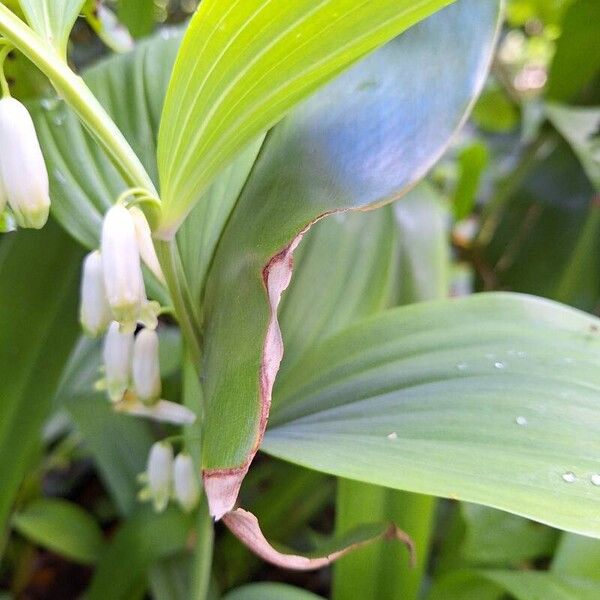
[0,97,50,230]
[138,442,200,513]
[80,202,195,426]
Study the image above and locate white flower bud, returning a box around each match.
[147,441,173,512]
[101,204,146,328]
[0,97,50,229]
[129,206,165,284]
[103,321,133,402]
[80,251,111,336]
[174,453,200,513]
[132,328,161,404]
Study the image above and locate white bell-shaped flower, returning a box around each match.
[132,328,161,404]
[101,204,146,330]
[80,251,112,336]
[129,206,165,284]
[174,453,200,513]
[147,441,174,512]
[103,321,134,402]
[0,97,50,229]
[115,397,196,425]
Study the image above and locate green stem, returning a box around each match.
[0,43,12,97]
[0,4,155,196]
[156,240,203,375]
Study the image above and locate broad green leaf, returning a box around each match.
[459,503,557,566]
[31,32,180,248]
[12,498,104,564]
[199,0,501,518]
[552,532,600,580]
[428,570,600,600]
[333,184,449,600]
[224,583,324,600]
[0,222,82,532]
[88,507,193,600]
[546,0,600,103]
[155,0,457,238]
[265,293,600,538]
[547,104,600,191]
[18,0,86,56]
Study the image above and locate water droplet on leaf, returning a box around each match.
[387,432,398,440]
[515,416,527,426]
[562,471,576,483]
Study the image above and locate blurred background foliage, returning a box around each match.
[0,0,599,598]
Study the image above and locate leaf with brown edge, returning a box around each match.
[200,0,502,519]
[222,508,415,571]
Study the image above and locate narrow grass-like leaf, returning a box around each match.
[0,222,81,532]
[224,583,324,600]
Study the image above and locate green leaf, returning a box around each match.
[87,508,192,600]
[155,0,458,238]
[18,0,86,56]
[265,293,600,538]
[428,570,600,600]
[12,498,104,564]
[199,0,500,518]
[552,532,600,580]
[0,222,82,532]
[453,142,489,221]
[547,104,600,191]
[460,503,557,566]
[546,0,600,103]
[118,0,155,39]
[224,583,324,600]
[30,32,180,248]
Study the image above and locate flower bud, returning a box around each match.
[174,453,200,513]
[0,97,50,229]
[103,321,133,402]
[80,251,111,336]
[129,206,165,284]
[132,328,161,404]
[115,397,196,425]
[147,441,173,512]
[101,204,146,328]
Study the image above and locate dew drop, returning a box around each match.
[517,351,527,358]
[562,471,576,483]
[515,416,528,426]
[456,362,468,372]
[387,432,398,440]
[494,361,506,370]
[591,474,600,487]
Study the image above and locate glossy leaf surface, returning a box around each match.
[265,293,600,538]
[199,0,500,516]
[156,0,457,237]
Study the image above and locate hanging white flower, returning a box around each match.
[174,453,200,513]
[132,327,161,404]
[79,251,112,337]
[0,97,50,229]
[146,441,174,512]
[102,321,134,402]
[129,206,165,284]
[101,204,146,331]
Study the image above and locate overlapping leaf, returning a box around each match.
[265,293,600,538]
[156,0,456,238]
[199,0,501,517]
